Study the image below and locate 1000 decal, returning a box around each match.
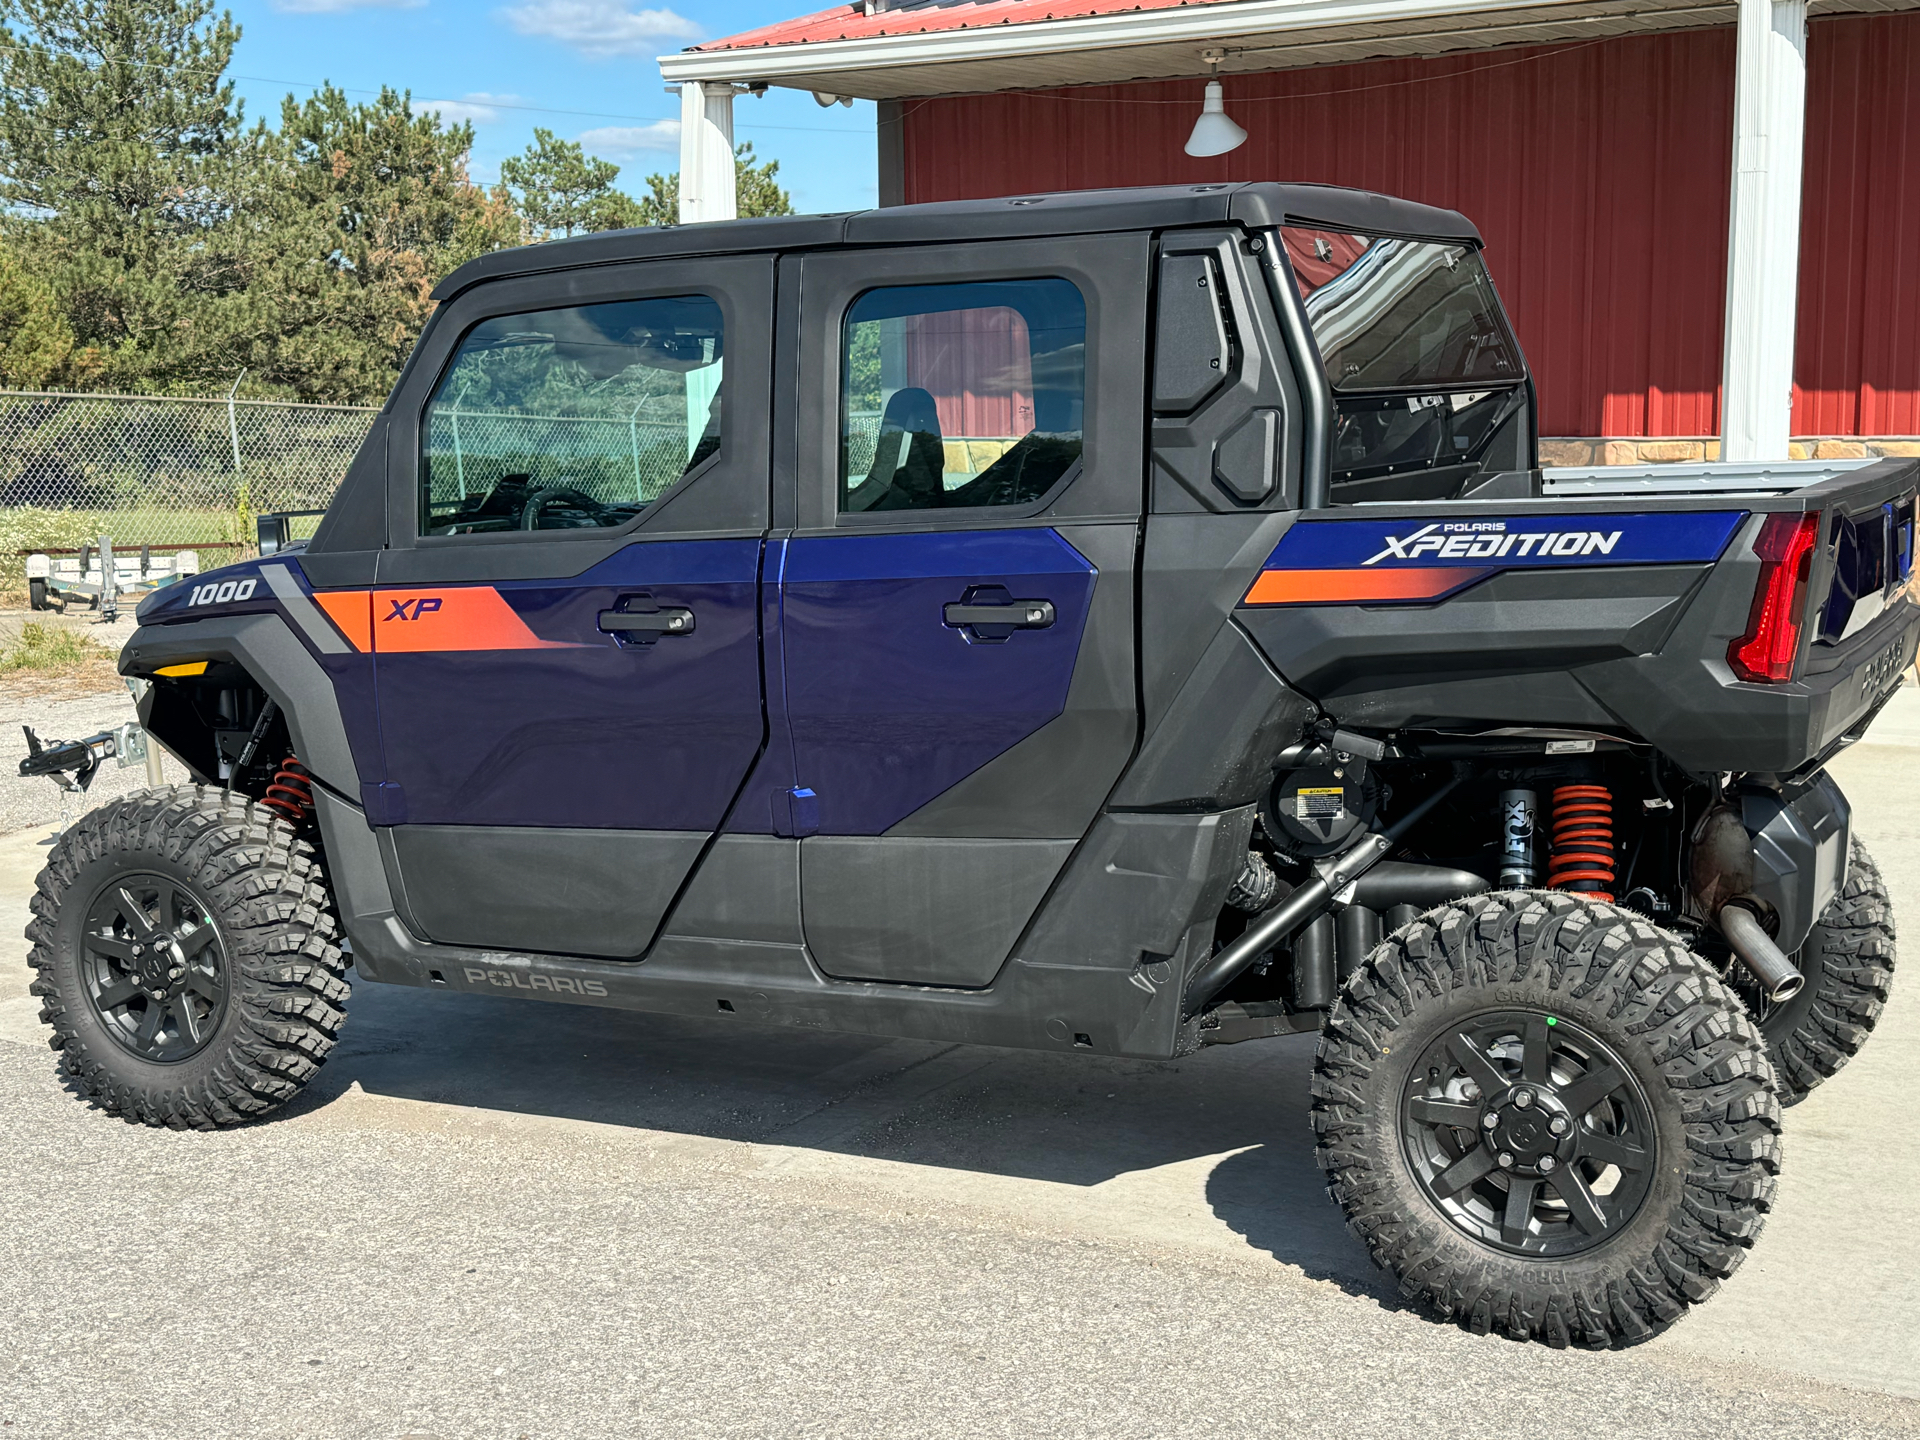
[186,578,258,606]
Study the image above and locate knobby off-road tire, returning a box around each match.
[28,786,347,1129]
[1753,836,1897,1106]
[1312,892,1781,1348]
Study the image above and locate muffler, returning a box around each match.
[1717,902,1805,1004]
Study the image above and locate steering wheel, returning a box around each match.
[519,485,603,530]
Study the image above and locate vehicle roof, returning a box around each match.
[431,181,1482,301]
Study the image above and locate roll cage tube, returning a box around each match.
[1254,235,1334,511]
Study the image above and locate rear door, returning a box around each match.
[778,236,1148,987]
[363,256,774,959]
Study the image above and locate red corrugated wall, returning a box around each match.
[899,14,1918,438]
[1793,14,1918,437]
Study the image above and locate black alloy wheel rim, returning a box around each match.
[79,873,229,1064]
[1401,1009,1657,1257]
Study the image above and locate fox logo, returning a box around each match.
[1364,523,1622,565]
[383,597,443,621]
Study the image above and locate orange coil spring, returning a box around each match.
[1547,784,1616,900]
[262,757,315,823]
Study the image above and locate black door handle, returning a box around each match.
[599,606,695,636]
[943,600,1055,629]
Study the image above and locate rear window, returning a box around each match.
[1281,229,1520,391]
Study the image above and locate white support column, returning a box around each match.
[1720,0,1808,462]
[677,81,739,224]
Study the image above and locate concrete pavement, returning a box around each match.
[0,688,1912,1437]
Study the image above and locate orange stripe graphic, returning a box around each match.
[311,586,576,652]
[373,587,575,652]
[1242,567,1486,606]
[313,590,373,652]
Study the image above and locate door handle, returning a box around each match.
[943,600,1055,629]
[598,606,695,636]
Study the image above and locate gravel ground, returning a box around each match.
[0,1048,1910,1441]
[0,683,147,836]
[0,608,149,834]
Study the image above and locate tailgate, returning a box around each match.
[1229,458,1916,778]
[1580,457,1917,774]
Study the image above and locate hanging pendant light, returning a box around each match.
[1184,79,1248,157]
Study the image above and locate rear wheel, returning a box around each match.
[1313,892,1781,1347]
[27,577,47,610]
[1743,836,1896,1105]
[27,787,348,1129]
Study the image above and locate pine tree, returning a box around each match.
[0,0,249,389]
[634,143,796,226]
[501,128,647,239]
[0,243,92,388]
[238,85,522,401]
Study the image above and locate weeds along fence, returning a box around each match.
[0,389,378,561]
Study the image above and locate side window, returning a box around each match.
[1281,229,1525,504]
[839,278,1086,514]
[420,294,724,537]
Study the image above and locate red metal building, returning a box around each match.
[663,0,1918,458]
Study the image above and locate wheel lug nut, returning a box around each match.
[1548,1116,1569,1135]
[1513,1089,1534,1108]
[1482,1113,1499,1129]
[1539,1155,1557,1172]
[1497,1151,1515,1169]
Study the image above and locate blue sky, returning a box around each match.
[223,0,879,214]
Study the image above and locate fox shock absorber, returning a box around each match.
[1497,788,1537,888]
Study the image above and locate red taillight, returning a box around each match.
[1728,512,1821,683]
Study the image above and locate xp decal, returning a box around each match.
[1243,511,1747,606]
[310,586,578,653]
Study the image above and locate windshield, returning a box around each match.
[1282,228,1520,391]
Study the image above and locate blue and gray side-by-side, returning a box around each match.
[116,181,1916,1061]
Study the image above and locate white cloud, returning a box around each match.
[417,92,523,125]
[273,0,425,13]
[497,0,701,56]
[578,121,681,157]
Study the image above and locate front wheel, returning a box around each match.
[1312,892,1781,1348]
[27,787,348,1129]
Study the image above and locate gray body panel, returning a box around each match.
[801,837,1077,986]
[386,826,707,959]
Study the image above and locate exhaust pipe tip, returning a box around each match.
[1763,971,1805,1005]
[1717,901,1806,1007]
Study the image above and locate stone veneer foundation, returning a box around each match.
[1539,437,1920,466]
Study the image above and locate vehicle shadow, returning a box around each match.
[293,975,1393,1300]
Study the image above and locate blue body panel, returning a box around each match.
[774,529,1096,836]
[1262,511,1748,572]
[372,539,765,830]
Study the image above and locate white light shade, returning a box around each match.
[1184,80,1248,157]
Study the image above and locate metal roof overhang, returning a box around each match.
[658,0,1912,99]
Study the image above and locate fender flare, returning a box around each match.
[121,614,360,797]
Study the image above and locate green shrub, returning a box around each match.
[0,621,111,673]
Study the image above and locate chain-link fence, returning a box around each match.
[0,389,378,564]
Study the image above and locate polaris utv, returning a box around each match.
[26,184,1912,1349]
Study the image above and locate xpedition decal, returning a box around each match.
[1242,511,1748,606]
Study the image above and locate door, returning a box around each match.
[779,237,1149,987]
[364,257,775,959]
